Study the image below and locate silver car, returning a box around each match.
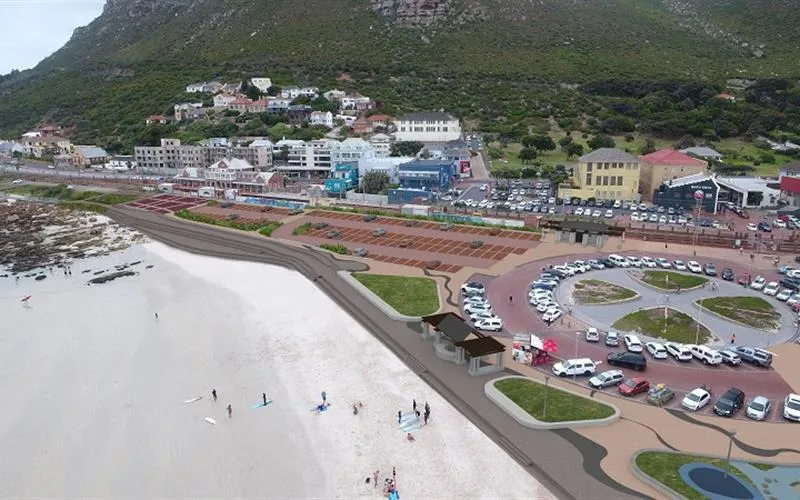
[746,396,772,421]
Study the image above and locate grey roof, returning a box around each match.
[680,146,723,158]
[664,172,717,189]
[74,145,109,159]
[579,148,638,163]
[398,111,456,122]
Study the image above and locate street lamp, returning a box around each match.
[542,375,550,420]
[724,429,737,480]
[573,331,580,383]
[696,296,704,345]
[693,190,705,256]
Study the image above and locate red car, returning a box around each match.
[619,377,650,397]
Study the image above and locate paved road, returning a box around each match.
[108,206,647,500]
[470,151,490,180]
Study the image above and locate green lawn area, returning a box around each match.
[715,137,795,177]
[494,378,615,423]
[353,273,440,316]
[640,271,708,290]
[2,183,138,205]
[636,451,756,500]
[698,296,781,330]
[573,279,637,304]
[612,308,711,344]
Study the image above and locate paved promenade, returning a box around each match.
[108,206,647,500]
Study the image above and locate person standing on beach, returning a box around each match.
[412,399,417,412]
[424,411,429,425]
[321,391,327,404]
[373,470,379,488]
[227,404,232,418]
[212,389,217,401]
[397,410,402,424]
[154,312,158,319]
[262,393,268,405]
[425,401,430,415]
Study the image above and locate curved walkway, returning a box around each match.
[107,207,645,500]
[555,268,797,347]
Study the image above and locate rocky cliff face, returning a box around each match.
[370,0,487,26]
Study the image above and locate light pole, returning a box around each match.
[542,375,550,420]
[696,297,703,345]
[693,190,704,256]
[724,429,737,480]
[573,331,580,383]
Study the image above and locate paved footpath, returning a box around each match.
[108,206,647,500]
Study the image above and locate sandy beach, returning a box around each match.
[0,241,554,498]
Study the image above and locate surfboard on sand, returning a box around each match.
[251,400,273,409]
[204,417,216,425]
[184,397,203,404]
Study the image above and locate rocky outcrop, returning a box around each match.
[370,0,487,27]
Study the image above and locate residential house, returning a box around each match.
[266,98,292,114]
[202,141,273,170]
[185,81,223,93]
[277,140,334,179]
[106,155,136,170]
[280,86,319,100]
[73,145,110,167]
[397,159,458,191]
[213,93,238,108]
[759,136,800,153]
[560,148,641,202]
[21,136,73,158]
[714,93,736,102]
[716,177,780,208]
[324,89,346,101]
[393,111,462,143]
[220,82,243,94]
[336,114,356,126]
[250,77,273,93]
[680,147,723,162]
[330,138,376,165]
[325,163,360,194]
[310,111,334,128]
[340,93,373,112]
[367,114,391,128]
[639,148,708,202]
[0,141,25,156]
[229,98,254,113]
[37,124,62,137]
[369,133,392,157]
[357,156,412,183]
[653,172,721,214]
[351,117,372,135]
[287,105,312,124]
[247,99,270,114]
[146,115,169,125]
[172,158,285,197]
[174,102,204,121]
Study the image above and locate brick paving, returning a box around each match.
[128,194,206,214]
[189,204,290,223]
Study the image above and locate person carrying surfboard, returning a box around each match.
[212,389,217,401]
[227,404,232,418]
[262,393,267,406]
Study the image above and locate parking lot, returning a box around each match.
[128,194,205,214]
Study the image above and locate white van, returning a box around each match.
[690,345,723,365]
[608,254,630,267]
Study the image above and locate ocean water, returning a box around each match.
[0,242,554,499]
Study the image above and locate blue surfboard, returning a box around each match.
[251,400,273,409]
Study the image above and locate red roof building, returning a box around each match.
[146,115,169,125]
[367,114,391,126]
[781,176,800,207]
[640,149,708,202]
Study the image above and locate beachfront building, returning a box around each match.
[420,313,505,376]
[20,135,73,158]
[716,176,780,209]
[652,172,721,214]
[369,134,392,157]
[73,145,110,167]
[324,163,359,194]
[134,138,274,172]
[393,112,461,143]
[559,148,641,202]
[357,156,412,184]
[172,158,285,197]
[277,140,334,179]
[639,149,708,202]
[330,138,376,165]
[397,159,458,191]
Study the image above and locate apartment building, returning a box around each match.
[393,112,461,143]
[134,138,273,171]
[560,148,641,202]
[276,140,334,179]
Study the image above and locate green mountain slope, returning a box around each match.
[0,0,798,142]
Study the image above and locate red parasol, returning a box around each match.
[542,339,558,353]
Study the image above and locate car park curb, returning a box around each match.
[337,270,430,321]
[629,449,691,500]
[484,375,621,430]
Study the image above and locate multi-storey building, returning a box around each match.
[277,140,333,179]
[560,148,641,202]
[639,149,708,202]
[330,138,376,165]
[134,138,273,171]
[393,112,461,143]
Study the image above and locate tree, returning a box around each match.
[266,85,281,97]
[588,134,615,150]
[640,139,657,155]
[558,136,573,147]
[675,135,696,150]
[390,141,424,157]
[531,135,556,151]
[518,147,538,163]
[244,84,261,101]
[564,143,584,159]
[361,170,390,194]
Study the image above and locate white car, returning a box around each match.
[586,327,600,342]
[604,209,614,219]
[774,220,787,228]
[463,296,489,306]
[605,331,620,346]
[588,370,624,389]
[470,310,500,322]
[655,258,672,269]
[627,256,641,267]
[631,212,639,222]
[542,308,562,322]
[746,396,772,421]
[479,184,488,191]
[623,334,643,352]
[537,300,559,313]
[687,261,703,273]
[682,388,712,411]
[592,210,602,217]
[747,223,758,231]
[461,282,486,296]
[777,289,793,301]
[786,269,800,279]
[12,179,24,184]
[665,342,693,361]
[474,318,503,332]
[672,260,687,271]
[638,203,647,211]
[751,276,766,290]
[463,302,492,314]
[784,393,800,422]
[641,256,657,268]
[553,265,575,276]
[645,342,668,360]
[552,358,597,377]
[763,282,780,296]
[787,293,800,307]
[575,207,584,216]
[678,215,688,224]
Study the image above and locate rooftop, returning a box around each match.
[781,176,800,194]
[398,111,457,122]
[640,148,707,166]
[663,172,717,188]
[209,158,255,170]
[579,148,638,163]
[74,145,109,158]
[680,146,723,158]
[716,176,776,193]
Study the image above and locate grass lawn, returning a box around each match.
[635,451,755,500]
[714,137,795,177]
[353,273,439,316]
[2,183,138,205]
[573,279,637,304]
[640,270,708,290]
[698,296,781,330]
[612,308,711,344]
[494,378,615,423]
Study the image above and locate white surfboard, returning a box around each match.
[184,397,202,404]
[204,417,216,425]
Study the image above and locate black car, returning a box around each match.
[607,352,647,371]
[722,268,735,281]
[713,387,745,417]
[781,277,800,291]
[758,221,772,232]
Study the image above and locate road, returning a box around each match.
[470,151,490,180]
[107,206,647,500]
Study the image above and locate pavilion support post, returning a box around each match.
[422,323,434,339]
[496,352,505,370]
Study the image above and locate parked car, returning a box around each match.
[784,393,800,422]
[777,289,793,301]
[588,369,625,389]
[734,346,773,367]
[536,300,559,312]
[585,327,600,342]
[672,260,687,271]
[474,318,504,332]
[665,342,693,361]
[655,258,672,269]
[687,261,703,273]
[758,221,772,232]
[619,377,650,397]
[722,268,735,281]
[713,387,745,417]
[605,331,620,347]
[552,358,597,377]
[607,352,647,371]
[646,384,676,406]
[641,256,657,268]
[682,387,712,411]
[747,223,758,231]
[645,342,668,360]
[690,345,723,365]
[623,334,643,352]
[587,259,605,270]
[704,262,717,276]
[542,308,562,322]
[751,276,766,290]
[718,350,742,366]
[461,282,485,296]
[746,396,772,421]
[463,302,492,315]
[780,277,800,291]
[627,256,642,267]
[763,282,780,296]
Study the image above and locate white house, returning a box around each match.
[330,138,376,164]
[324,89,346,101]
[213,94,238,108]
[186,81,223,93]
[280,86,319,100]
[369,133,392,157]
[340,93,373,111]
[393,111,461,143]
[310,111,334,128]
[174,102,204,121]
[250,77,273,93]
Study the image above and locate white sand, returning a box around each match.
[0,242,554,499]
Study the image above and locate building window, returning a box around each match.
[586,173,592,185]
[633,164,638,170]
[617,176,623,185]
[601,176,608,186]
[587,163,592,172]
[610,176,617,186]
